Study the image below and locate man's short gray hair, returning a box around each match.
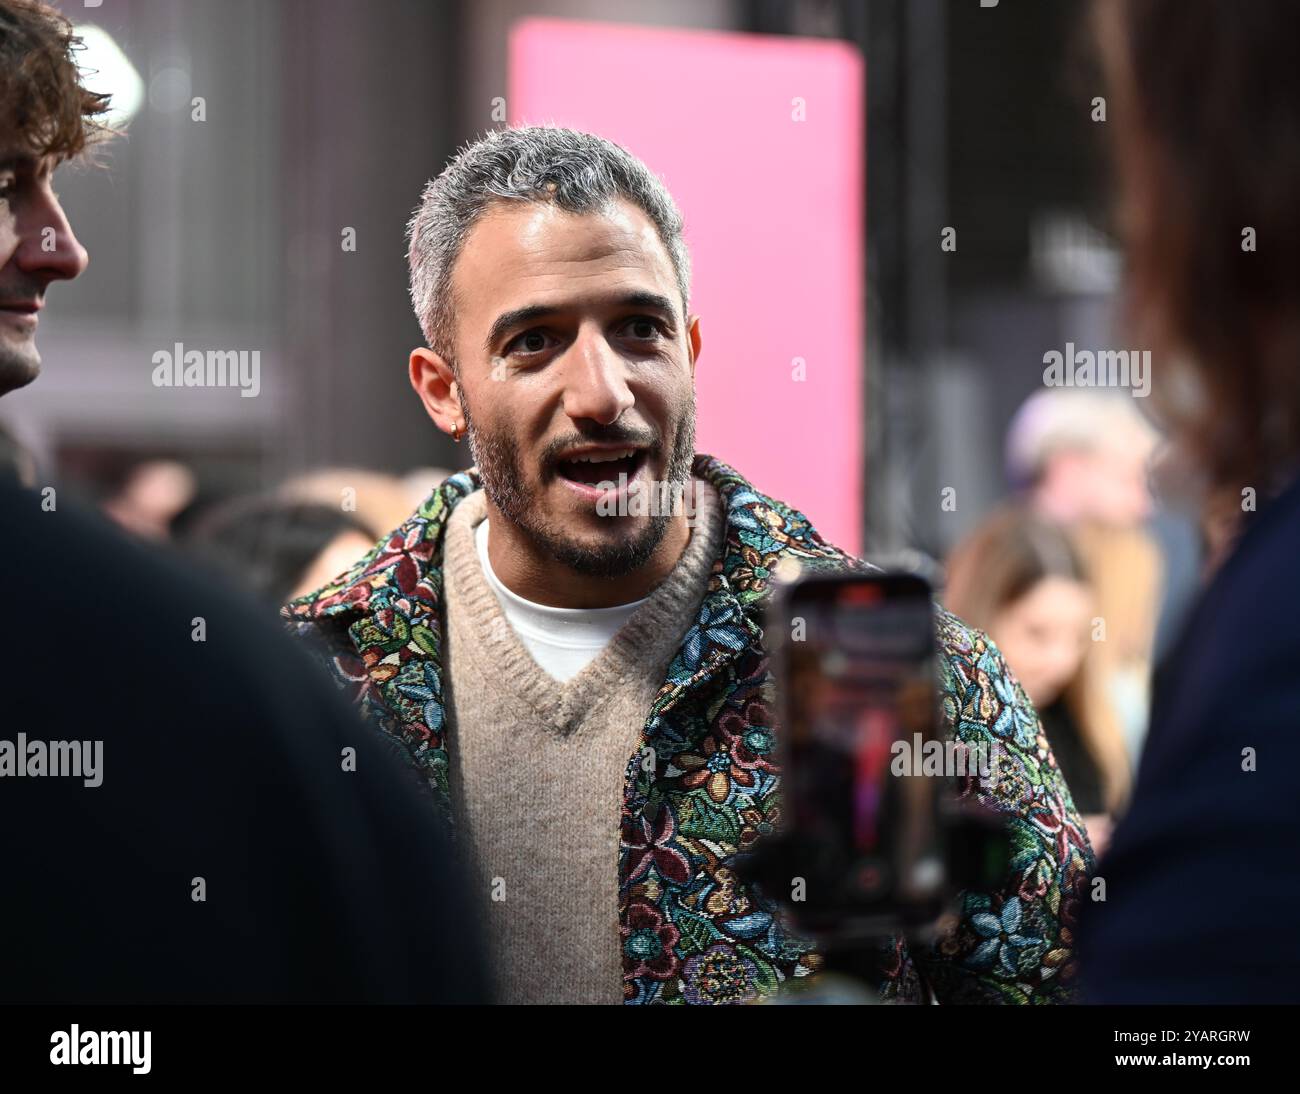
[405,125,692,367]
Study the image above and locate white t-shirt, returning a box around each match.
[474,517,648,682]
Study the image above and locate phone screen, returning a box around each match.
[774,572,948,937]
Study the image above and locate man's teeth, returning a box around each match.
[567,449,637,464]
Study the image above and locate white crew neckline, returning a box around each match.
[473,517,650,650]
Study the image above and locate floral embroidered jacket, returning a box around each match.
[283,453,1094,1004]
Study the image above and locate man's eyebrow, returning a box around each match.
[483,290,678,354]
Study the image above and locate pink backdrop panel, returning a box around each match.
[509,18,864,553]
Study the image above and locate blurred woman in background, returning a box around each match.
[1003,389,1165,764]
[944,508,1130,857]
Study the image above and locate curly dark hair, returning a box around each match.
[0,0,111,159]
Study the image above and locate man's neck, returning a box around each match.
[480,502,693,609]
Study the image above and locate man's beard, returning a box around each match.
[461,391,697,579]
[0,276,45,397]
[0,336,40,398]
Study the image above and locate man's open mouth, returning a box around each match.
[554,447,648,489]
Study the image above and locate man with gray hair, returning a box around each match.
[286,124,1092,1005]
[1005,388,1159,528]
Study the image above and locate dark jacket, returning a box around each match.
[0,478,488,1003]
[1079,471,1300,1003]
[286,453,1095,1004]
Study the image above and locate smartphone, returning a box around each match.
[764,569,950,942]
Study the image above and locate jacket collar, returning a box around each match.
[284,452,859,706]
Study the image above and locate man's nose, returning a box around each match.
[561,330,635,425]
[17,193,89,285]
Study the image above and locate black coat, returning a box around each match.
[1079,471,1300,1003]
[0,479,488,1003]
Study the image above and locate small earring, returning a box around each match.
[451,421,463,443]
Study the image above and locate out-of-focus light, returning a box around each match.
[74,25,144,128]
[1030,210,1122,295]
[148,67,192,113]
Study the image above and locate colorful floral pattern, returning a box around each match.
[284,453,1093,1004]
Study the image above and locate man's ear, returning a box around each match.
[687,315,702,380]
[409,347,462,438]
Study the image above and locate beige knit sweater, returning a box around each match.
[441,479,724,1004]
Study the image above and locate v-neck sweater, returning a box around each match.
[440,478,724,1003]
[473,516,649,681]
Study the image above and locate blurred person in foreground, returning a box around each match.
[945,509,1130,858]
[0,417,35,483]
[0,0,487,1003]
[1078,0,1300,1003]
[285,125,1093,1005]
[1006,389,1164,764]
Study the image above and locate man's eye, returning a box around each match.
[624,317,665,340]
[0,177,15,202]
[506,329,554,356]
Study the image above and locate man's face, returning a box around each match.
[0,150,89,395]
[1041,439,1154,527]
[443,198,698,578]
